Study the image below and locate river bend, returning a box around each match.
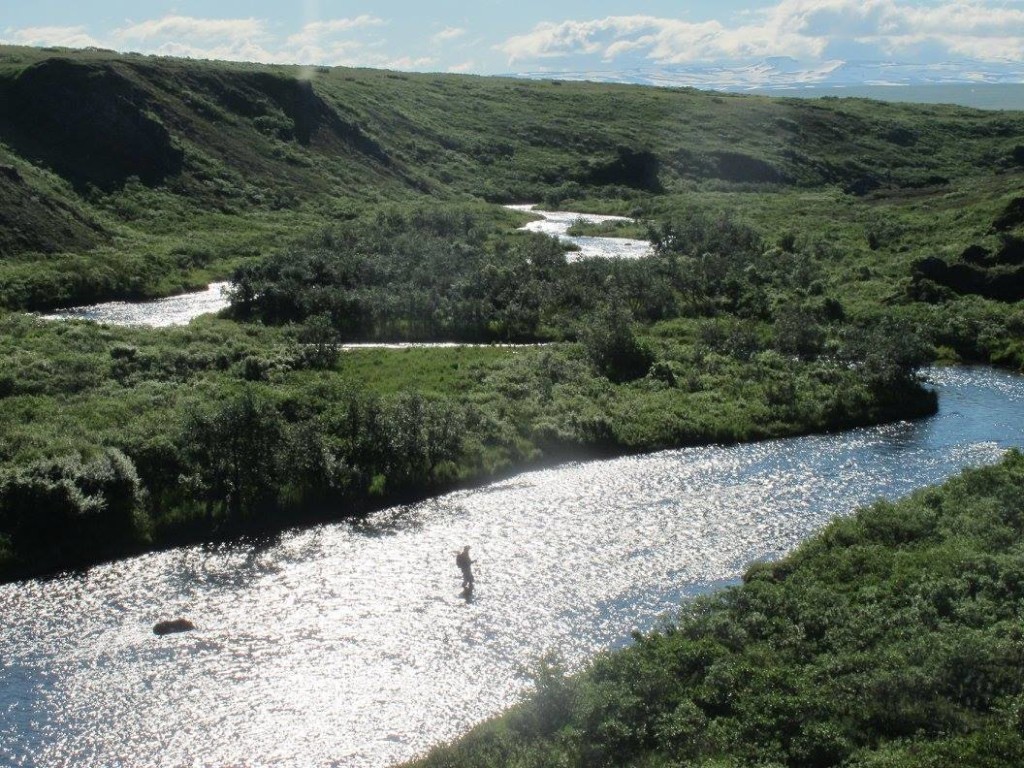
[1,366,1023,767]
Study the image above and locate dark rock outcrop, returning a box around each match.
[844,176,882,196]
[584,146,662,191]
[995,235,1024,266]
[912,256,1024,303]
[992,197,1024,233]
[185,70,390,161]
[958,237,1024,268]
[2,58,184,190]
[0,170,104,257]
[710,151,790,184]
[960,244,991,265]
[153,618,195,636]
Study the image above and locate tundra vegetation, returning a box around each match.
[0,46,1021,585]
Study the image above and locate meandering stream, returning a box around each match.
[39,207,650,329]
[507,203,653,260]
[2,366,1023,768]
[39,282,234,327]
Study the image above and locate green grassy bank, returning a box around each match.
[1,45,1023,315]
[410,449,1024,768]
[0,46,1022,765]
[0,309,935,583]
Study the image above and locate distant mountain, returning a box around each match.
[753,83,1024,111]
[517,58,1024,99]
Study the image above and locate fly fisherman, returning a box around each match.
[456,546,474,592]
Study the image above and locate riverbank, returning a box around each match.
[0,306,938,584]
[409,447,1024,767]
[2,196,948,584]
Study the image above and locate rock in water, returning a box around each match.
[153,618,195,636]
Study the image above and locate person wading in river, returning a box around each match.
[456,546,474,592]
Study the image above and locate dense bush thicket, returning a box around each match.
[0,325,935,581]
[229,203,934,391]
[0,448,147,570]
[4,46,1023,313]
[0,47,1020,763]
[229,206,572,341]
[228,204,690,344]
[411,450,1024,768]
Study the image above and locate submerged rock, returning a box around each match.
[153,618,195,636]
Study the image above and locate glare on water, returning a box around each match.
[2,367,1023,768]
[40,282,233,327]
[36,208,649,331]
[507,204,653,260]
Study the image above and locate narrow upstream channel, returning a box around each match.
[2,366,1023,768]
[38,207,648,328]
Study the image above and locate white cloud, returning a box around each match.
[1,25,103,48]
[39,13,404,69]
[432,27,466,44]
[286,15,386,46]
[10,0,1020,78]
[497,15,821,64]
[498,1,1024,66]
[104,15,279,64]
[114,15,267,43]
[382,55,436,70]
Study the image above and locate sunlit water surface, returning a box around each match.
[40,282,234,327]
[507,204,653,260]
[2,367,1023,768]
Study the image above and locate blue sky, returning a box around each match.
[3,1,1024,83]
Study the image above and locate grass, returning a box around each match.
[1,44,1022,309]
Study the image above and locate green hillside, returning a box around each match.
[1,45,1022,310]
[2,44,1023,767]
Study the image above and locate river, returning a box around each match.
[39,282,234,327]
[507,203,652,260]
[38,207,649,329]
[2,366,1023,768]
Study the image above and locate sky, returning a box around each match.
[3,1,1024,84]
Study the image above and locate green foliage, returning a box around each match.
[2,45,1024,313]
[0,300,937,581]
[579,304,655,382]
[839,317,936,394]
[180,388,285,519]
[227,204,569,342]
[297,313,340,369]
[0,447,148,570]
[410,451,1024,768]
[0,52,1021,764]
[1,47,1018,584]
[649,208,763,260]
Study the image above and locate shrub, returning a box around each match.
[580,305,655,383]
[0,448,147,565]
[179,389,285,520]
